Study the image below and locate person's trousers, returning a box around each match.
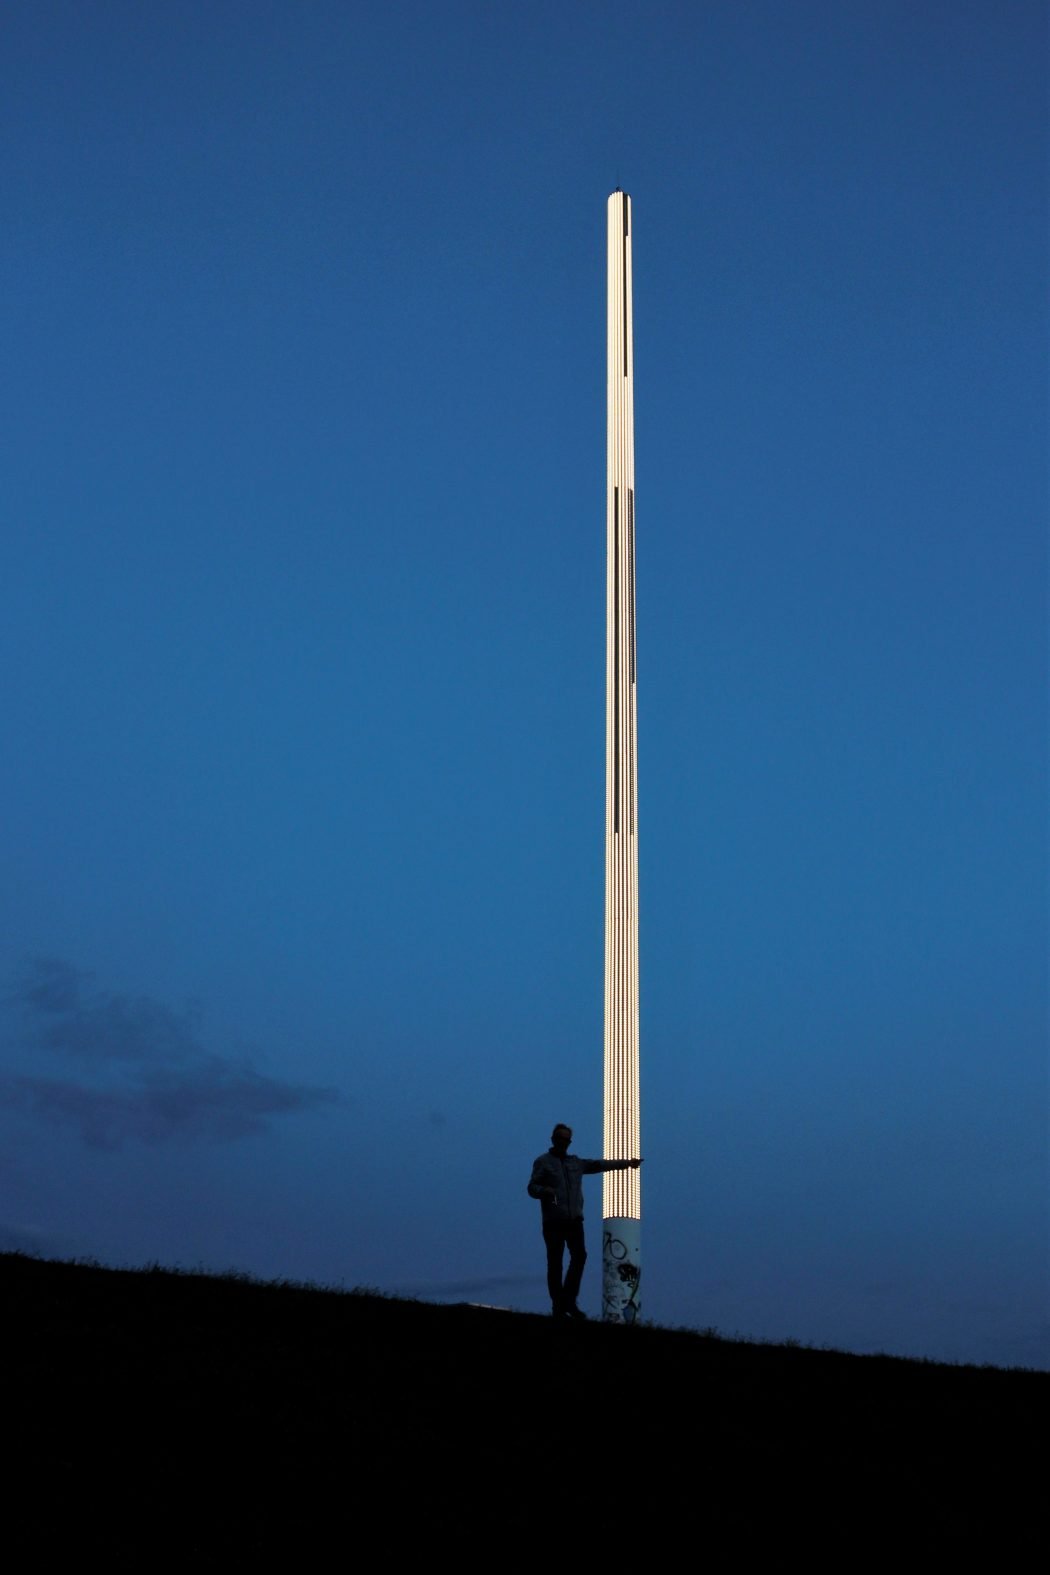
[542,1218,587,1310]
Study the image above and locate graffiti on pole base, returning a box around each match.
[602,1220,641,1324]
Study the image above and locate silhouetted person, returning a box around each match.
[527,1123,642,1319]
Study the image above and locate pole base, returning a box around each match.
[602,1216,641,1324]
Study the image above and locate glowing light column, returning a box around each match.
[602,190,641,1323]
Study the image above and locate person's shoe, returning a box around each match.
[564,1303,588,1321]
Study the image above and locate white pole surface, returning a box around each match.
[602,190,641,1321]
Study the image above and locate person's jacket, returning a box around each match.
[527,1149,631,1223]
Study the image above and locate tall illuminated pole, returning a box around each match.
[602,190,641,1323]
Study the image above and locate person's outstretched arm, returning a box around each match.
[580,1158,643,1174]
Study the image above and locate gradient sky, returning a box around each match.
[1,0,1046,1367]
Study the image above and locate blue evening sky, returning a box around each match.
[1,1,1045,1366]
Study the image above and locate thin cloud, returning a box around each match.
[2,958,338,1149]
[394,1274,544,1299]
[10,957,200,1064]
[11,956,81,1016]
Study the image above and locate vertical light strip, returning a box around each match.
[603,191,640,1225]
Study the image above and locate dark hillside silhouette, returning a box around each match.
[5,1253,1043,1555]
